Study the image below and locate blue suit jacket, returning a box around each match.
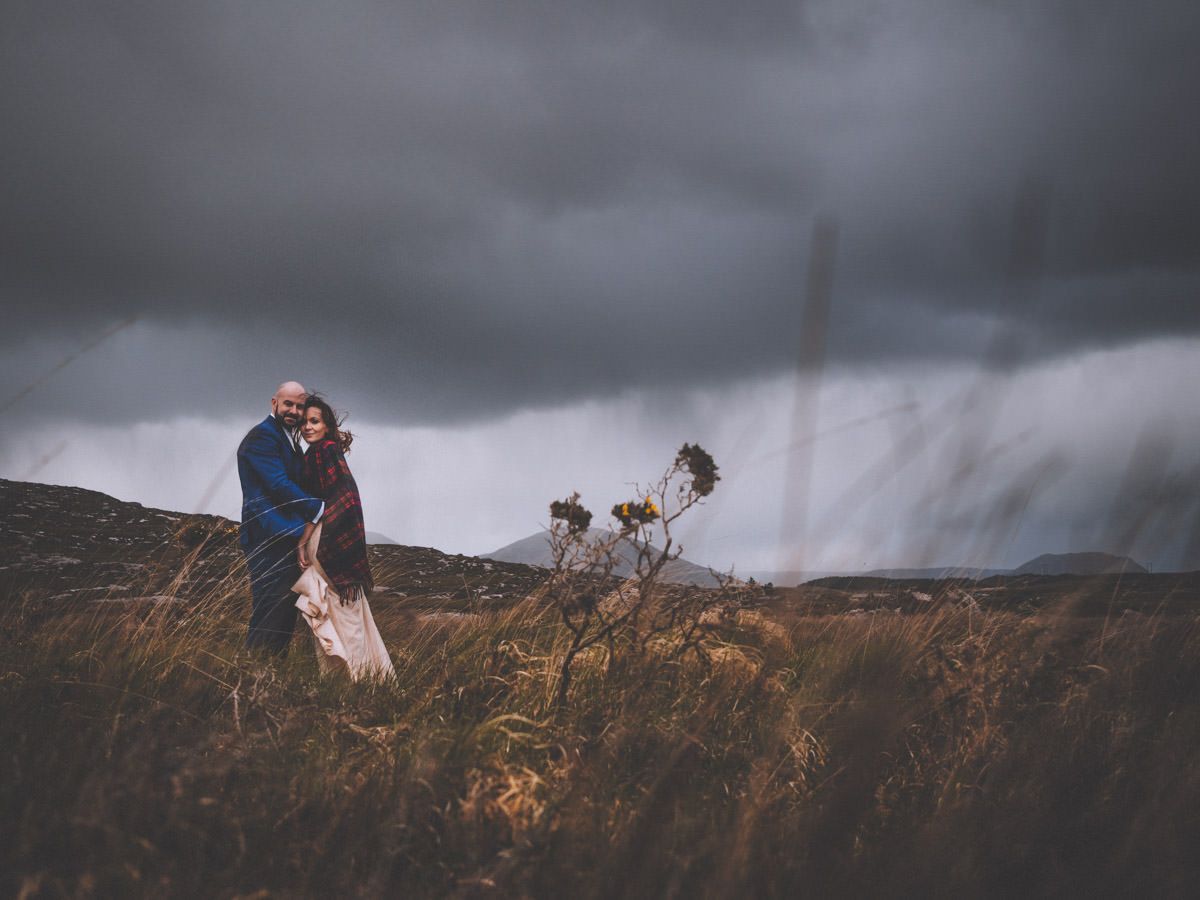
[237,415,323,554]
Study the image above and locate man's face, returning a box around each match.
[271,387,306,428]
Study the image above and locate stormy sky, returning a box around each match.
[3,1,1199,574]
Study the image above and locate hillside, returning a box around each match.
[0,478,546,613]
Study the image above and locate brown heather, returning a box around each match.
[4,548,1200,898]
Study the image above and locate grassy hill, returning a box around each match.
[4,479,1200,896]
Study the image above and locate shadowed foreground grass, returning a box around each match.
[3,568,1200,898]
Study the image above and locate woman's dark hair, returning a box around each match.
[300,393,354,453]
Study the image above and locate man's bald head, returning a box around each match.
[271,381,307,429]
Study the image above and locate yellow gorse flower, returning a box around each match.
[615,497,658,524]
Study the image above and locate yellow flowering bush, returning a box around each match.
[612,496,660,529]
[545,442,755,706]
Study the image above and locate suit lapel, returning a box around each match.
[267,416,303,478]
[267,415,293,452]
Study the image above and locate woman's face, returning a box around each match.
[300,407,328,444]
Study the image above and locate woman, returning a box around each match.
[291,394,394,681]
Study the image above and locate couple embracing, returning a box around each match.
[236,381,394,681]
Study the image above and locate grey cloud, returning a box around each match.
[2,0,1198,424]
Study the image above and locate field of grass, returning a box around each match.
[4,542,1200,899]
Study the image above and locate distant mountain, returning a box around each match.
[752,552,1148,585]
[862,566,1002,580]
[483,528,723,587]
[741,570,842,588]
[365,531,399,545]
[742,566,1002,585]
[1012,552,1147,576]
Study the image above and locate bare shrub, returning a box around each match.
[546,444,761,705]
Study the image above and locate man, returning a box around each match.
[237,381,324,654]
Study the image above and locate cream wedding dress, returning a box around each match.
[292,522,395,682]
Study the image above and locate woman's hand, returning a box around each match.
[297,523,316,569]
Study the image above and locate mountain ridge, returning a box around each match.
[744,552,1148,586]
[483,528,723,587]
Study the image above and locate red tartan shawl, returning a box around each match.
[301,439,374,595]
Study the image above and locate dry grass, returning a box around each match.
[3,556,1200,898]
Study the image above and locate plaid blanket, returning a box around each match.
[301,439,374,595]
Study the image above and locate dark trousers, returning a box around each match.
[244,539,300,655]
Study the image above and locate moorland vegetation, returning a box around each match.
[2,452,1199,898]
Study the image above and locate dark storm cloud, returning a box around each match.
[3,0,1198,423]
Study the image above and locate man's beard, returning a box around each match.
[276,412,299,427]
